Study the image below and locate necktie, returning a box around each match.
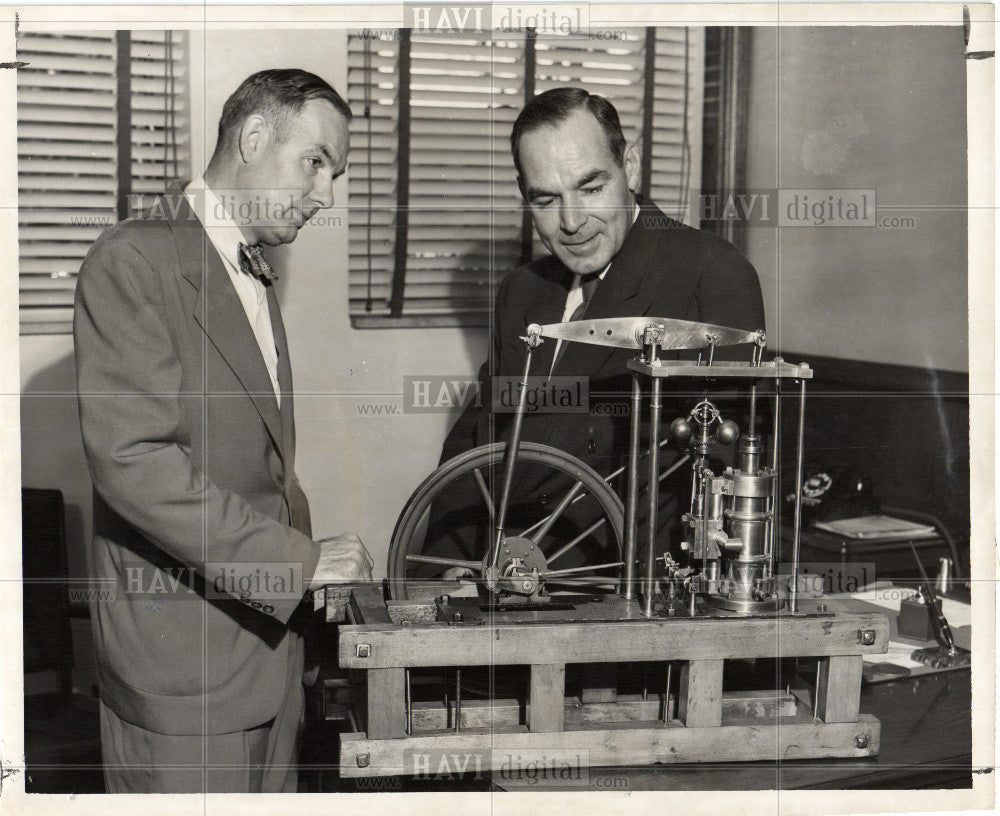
[236,243,280,405]
[551,271,604,374]
[568,271,602,322]
[238,243,278,283]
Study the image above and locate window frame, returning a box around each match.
[347,26,707,329]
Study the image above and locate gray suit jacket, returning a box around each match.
[74,193,318,735]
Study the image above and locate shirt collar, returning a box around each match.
[185,175,252,271]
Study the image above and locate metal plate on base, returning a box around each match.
[702,594,785,614]
[628,359,813,379]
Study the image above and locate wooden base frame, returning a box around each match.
[331,588,889,778]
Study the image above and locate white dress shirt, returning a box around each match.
[185,176,281,406]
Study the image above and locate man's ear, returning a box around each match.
[238,115,268,164]
[623,142,641,193]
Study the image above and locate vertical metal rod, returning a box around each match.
[643,365,663,618]
[812,659,820,721]
[771,365,782,470]
[770,373,781,565]
[491,345,535,568]
[405,669,412,735]
[623,373,643,599]
[662,662,673,723]
[790,377,807,613]
[763,494,773,570]
[699,470,709,581]
[454,668,462,732]
[748,384,758,436]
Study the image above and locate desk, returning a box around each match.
[784,525,956,585]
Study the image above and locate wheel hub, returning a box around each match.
[483,536,548,597]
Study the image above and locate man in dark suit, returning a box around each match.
[428,87,765,571]
[74,69,372,793]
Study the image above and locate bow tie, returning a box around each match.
[238,243,278,283]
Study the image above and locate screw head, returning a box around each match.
[356,643,372,658]
[357,753,370,768]
[854,734,870,749]
[860,629,877,646]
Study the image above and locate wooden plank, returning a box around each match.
[404,580,479,603]
[338,612,889,668]
[349,584,393,624]
[408,690,798,731]
[816,655,863,723]
[339,714,882,777]
[677,660,723,728]
[529,664,565,732]
[580,664,618,703]
[386,601,436,623]
[366,668,406,739]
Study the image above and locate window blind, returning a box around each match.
[16,30,190,334]
[347,27,705,327]
[649,27,704,222]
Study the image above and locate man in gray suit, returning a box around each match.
[75,69,371,793]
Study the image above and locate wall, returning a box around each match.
[743,26,968,372]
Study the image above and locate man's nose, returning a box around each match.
[311,175,335,209]
[559,197,586,234]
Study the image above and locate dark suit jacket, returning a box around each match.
[74,194,319,735]
[443,200,766,474]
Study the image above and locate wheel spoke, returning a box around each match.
[545,561,624,578]
[545,517,606,565]
[546,576,621,584]
[545,579,620,589]
[471,467,495,520]
[523,480,584,544]
[404,554,481,570]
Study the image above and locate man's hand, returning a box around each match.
[309,533,374,589]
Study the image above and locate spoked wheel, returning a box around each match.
[388,442,625,601]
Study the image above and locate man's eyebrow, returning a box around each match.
[576,169,608,188]
[526,169,609,200]
[308,144,335,163]
[526,184,558,200]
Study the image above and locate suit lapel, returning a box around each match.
[166,195,286,461]
[521,265,572,378]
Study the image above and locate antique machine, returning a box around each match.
[326,317,889,779]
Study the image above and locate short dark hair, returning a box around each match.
[216,69,352,149]
[510,87,627,178]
